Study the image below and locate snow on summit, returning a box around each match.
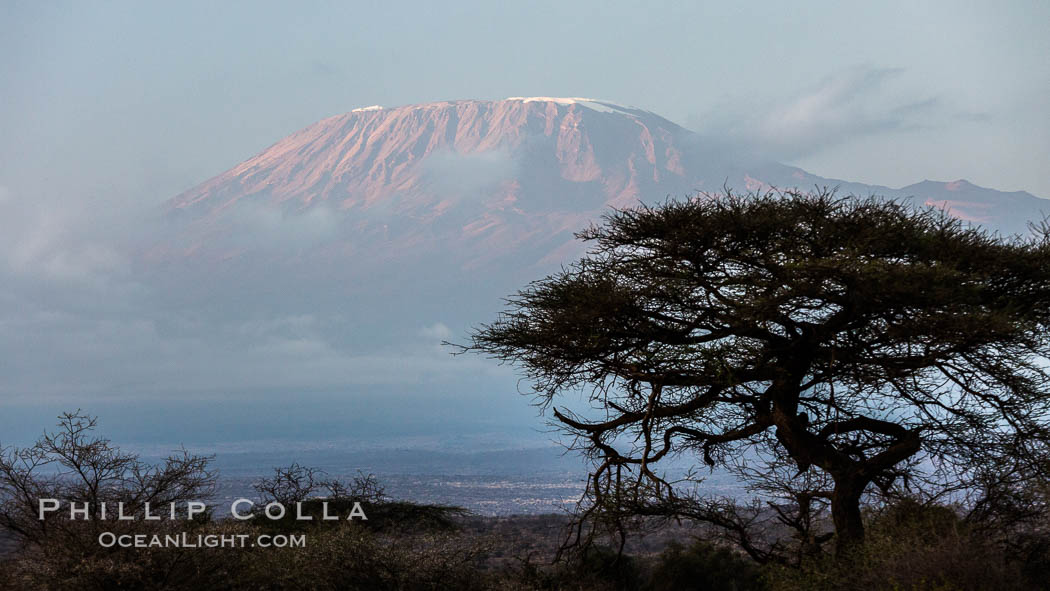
[504,97,598,104]
[169,97,1049,251]
[503,96,643,115]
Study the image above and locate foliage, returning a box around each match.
[765,499,1035,591]
[464,189,1050,555]
[646,539,765,591]
[0,411,216,551]
[253,463,469,534]
[0,414,479,590]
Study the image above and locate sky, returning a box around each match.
[1,0,1048,447]
[2,0,1047,204]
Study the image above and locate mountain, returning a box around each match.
[167,97,1048,270]
[899,179,1048,233]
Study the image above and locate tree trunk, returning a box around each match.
[830,481,865,556]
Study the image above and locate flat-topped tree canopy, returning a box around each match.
[465,189,1050,556]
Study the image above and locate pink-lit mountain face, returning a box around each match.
[168,98,1048,270]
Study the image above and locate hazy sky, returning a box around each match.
[2,0,1047,205]
[1,0,1048,446]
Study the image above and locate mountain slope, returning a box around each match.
[168,98,1048,268]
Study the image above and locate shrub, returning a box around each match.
[645,539,765,591]
[764,499,1032,591]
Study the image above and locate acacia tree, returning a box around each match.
[465,190,1050,555]
[0,411,215,548]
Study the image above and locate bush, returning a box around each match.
[646,540,765,591]
[250,464,469,536]
[764,499,1033,591]
[238,524,492,591]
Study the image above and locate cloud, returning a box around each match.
[0,186,130,283]
[692,66,952,160]
[421,148,518,202]
[0,180,506,408]
[0,300,498,403]
[220,200,340,252]
[0,180,513,410]
[419,322,453,341]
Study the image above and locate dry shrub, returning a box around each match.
[765,499,1033,591]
